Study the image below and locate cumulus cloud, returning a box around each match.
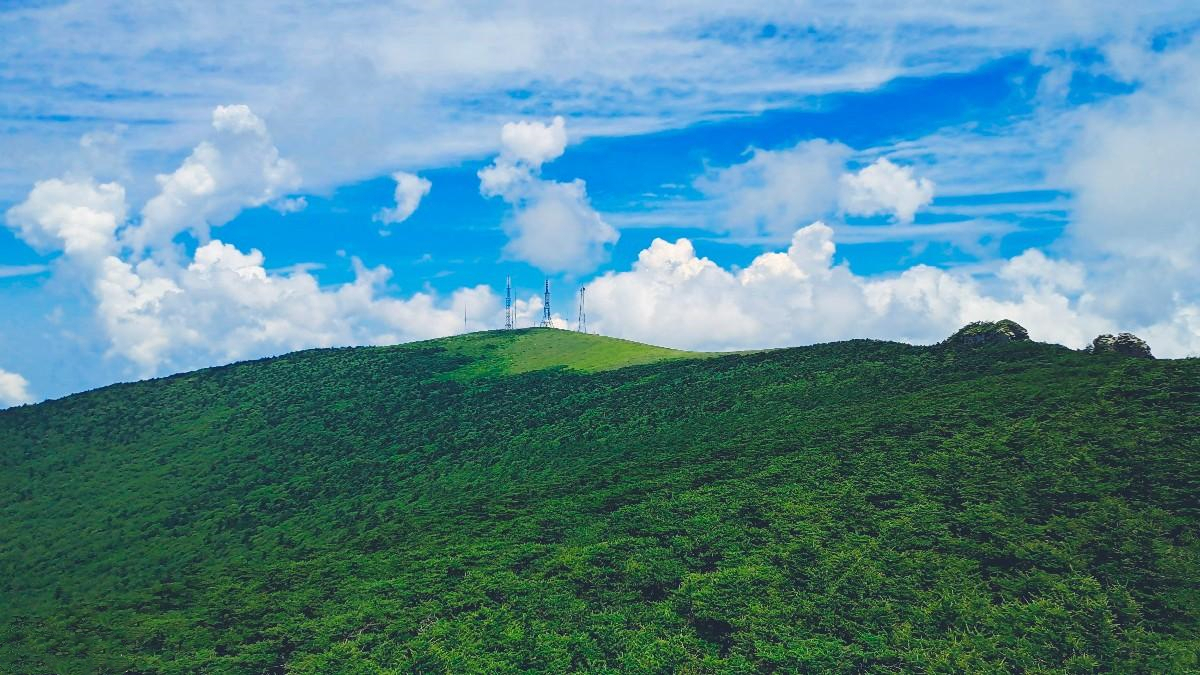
[479,116,618,273]
[478,115,569,197]
[375,171,432,225]
[124,104,301,254]
[0,368,35,408]
[696,140,850,237]
[499,115,567,167]
[4,104,505,379]
[93,239,498,374]
[5,178,126,259]
[583,222,1200,357]
[839,158,935,223]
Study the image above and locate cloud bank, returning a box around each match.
[583,223,1200,357]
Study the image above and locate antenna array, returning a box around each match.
[539,279,554,328]
[577,286,587,333]
[504,276,513,329]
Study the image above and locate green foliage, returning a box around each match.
[944,319,1031,345]
[1,332,1197,673]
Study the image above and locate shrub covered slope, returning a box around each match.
[1,328,1197,673]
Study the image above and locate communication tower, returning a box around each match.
[577,286,587,333]
[539,279,553,328]
[504,276,513,329]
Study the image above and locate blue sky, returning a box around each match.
[1,2,1199,404]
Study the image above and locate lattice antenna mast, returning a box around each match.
[539,279,553,328]
[577,286,587,333]
[504,276,513,329]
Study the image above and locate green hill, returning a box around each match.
[1,329,1197,673]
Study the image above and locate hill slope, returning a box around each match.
[1,330,1198,673]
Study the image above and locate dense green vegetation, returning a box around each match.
[1,328,1197,673]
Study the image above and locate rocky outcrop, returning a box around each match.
[1087,333,1153,359]
[944,320,1031,347]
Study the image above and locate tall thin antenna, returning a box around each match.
[504,276,513,329]
[577,286,587,333]
[539,279,553,328]
[463,303,468,333]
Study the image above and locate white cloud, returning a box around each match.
[1064,43,1200,271]
[839,158,935,223]
[125,104,301,253]
[4,3,1196,202]
[695,142,937,235]
[5,178,126,259]
[479,117,618,273]
[4,105,507,380]
[0,368,35,408]
[93,238,498,374]
[375,171,432,225]
[584,222,1200,357]
[501,179,618,274]
[696,140,850,237]
[478,116,569,197]
[271,196,308,214]
[0,264,50,279]
[500,115,567,167]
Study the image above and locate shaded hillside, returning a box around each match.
[1,329,1197,673]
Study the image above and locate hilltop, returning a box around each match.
[429,328,717,379]
[1,328,1197,673]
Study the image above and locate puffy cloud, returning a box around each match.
[584,223,1200,357]
[375,171,432,225]
[5,104,505,380]
[478,116,569,197]
[502,179,618,274]
[0,368,35,408]
[5,178,126,259]
[839,158,935,223]
[696,140,850,237]
[480,117,617,273]
[125,104,301,253]
[94,238,498,374]
[500,115,567,167]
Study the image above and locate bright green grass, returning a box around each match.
[419,328,716,379]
